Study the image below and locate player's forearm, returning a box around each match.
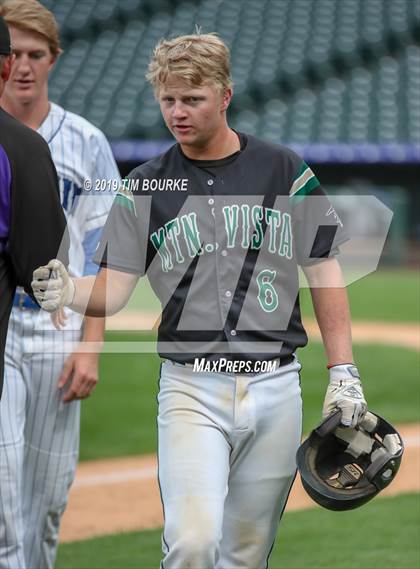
[304,258,354,365]
[310,287,354,365]
[70,275,111,317]
[81,315,106,346]
[70,268,135,317]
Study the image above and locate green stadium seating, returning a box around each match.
[46,0,420,142]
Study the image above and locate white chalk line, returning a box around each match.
[74,466,157,488]
[73,433,419,489]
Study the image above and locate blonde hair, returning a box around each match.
[0,0,61,58]
[147,33,232,95]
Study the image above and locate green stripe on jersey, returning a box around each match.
[289,163,320,198]
[115,192,136,216]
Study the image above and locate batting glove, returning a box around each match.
[32,259,75,312]
[322,364,367,428]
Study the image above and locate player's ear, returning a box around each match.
[0,54,14,82]
[220,87,233,113]
[48,48,60,70]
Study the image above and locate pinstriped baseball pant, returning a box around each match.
[0,310,80,569]
[157,357,302,569]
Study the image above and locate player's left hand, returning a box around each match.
[322,364,367,428]
[58,351,99,403]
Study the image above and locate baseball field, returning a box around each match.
[55,267,419,569]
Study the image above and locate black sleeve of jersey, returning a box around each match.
[5,121,69,294]
[94,177,150,276]
[289,162,348,266]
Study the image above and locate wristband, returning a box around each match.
[327,362,354,370]
[329,364,360,382]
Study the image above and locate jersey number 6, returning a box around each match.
[256,269,279,313]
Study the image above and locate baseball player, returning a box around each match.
[0,14,67,394]
[0,2,119,568]
[32,33,368,569]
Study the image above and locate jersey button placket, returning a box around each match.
[216,196,233,333]
[206,178,225,331]
[208,197,215,218]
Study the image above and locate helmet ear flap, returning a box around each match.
[296,411,404,511]
[365,453,401,490]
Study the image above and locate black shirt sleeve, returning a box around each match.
[0,108,69,395]
[7,122,69,293]
[290,161,348,266]
[94,177,150,276]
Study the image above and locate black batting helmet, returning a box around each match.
[296,410,404,511]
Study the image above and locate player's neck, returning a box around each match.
[1,94,50,131]
[181,126,240,161]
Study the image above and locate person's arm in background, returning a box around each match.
[57,133,121,403]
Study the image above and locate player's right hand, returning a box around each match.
[32,259,75,312]
[51,307,68,330]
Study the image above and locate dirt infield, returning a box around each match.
[60,423,420,543]
[107,313,420,351]
[58,317,419,543]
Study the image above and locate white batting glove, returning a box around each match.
[31,259,75,312]
[322,364,367,428]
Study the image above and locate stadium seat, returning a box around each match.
[47,0,419,142]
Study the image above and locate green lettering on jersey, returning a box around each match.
[251,206,264,249]
[241,204,251,248]
[181,213,202,257]
[279,213,293,259]
[150,227,173,272]
[256,269,279,313]
[265,208,281,254]
[165,218,185,264]
[223,205,239,248]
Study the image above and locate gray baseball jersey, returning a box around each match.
[98,132,346,363]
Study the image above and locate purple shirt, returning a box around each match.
[0,143,11,247]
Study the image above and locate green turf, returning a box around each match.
[124,277,161,314]
[298,341,420,429]
[79,339,161,461]
[56,493,420,569]
[299,268,419,322]
[79,336,419,461]
[125,269,419,322]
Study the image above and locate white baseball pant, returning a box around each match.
[157,356,302,569]
[0,309,80,569]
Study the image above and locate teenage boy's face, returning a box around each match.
[158,77,231,151]
[5,26,55,105]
